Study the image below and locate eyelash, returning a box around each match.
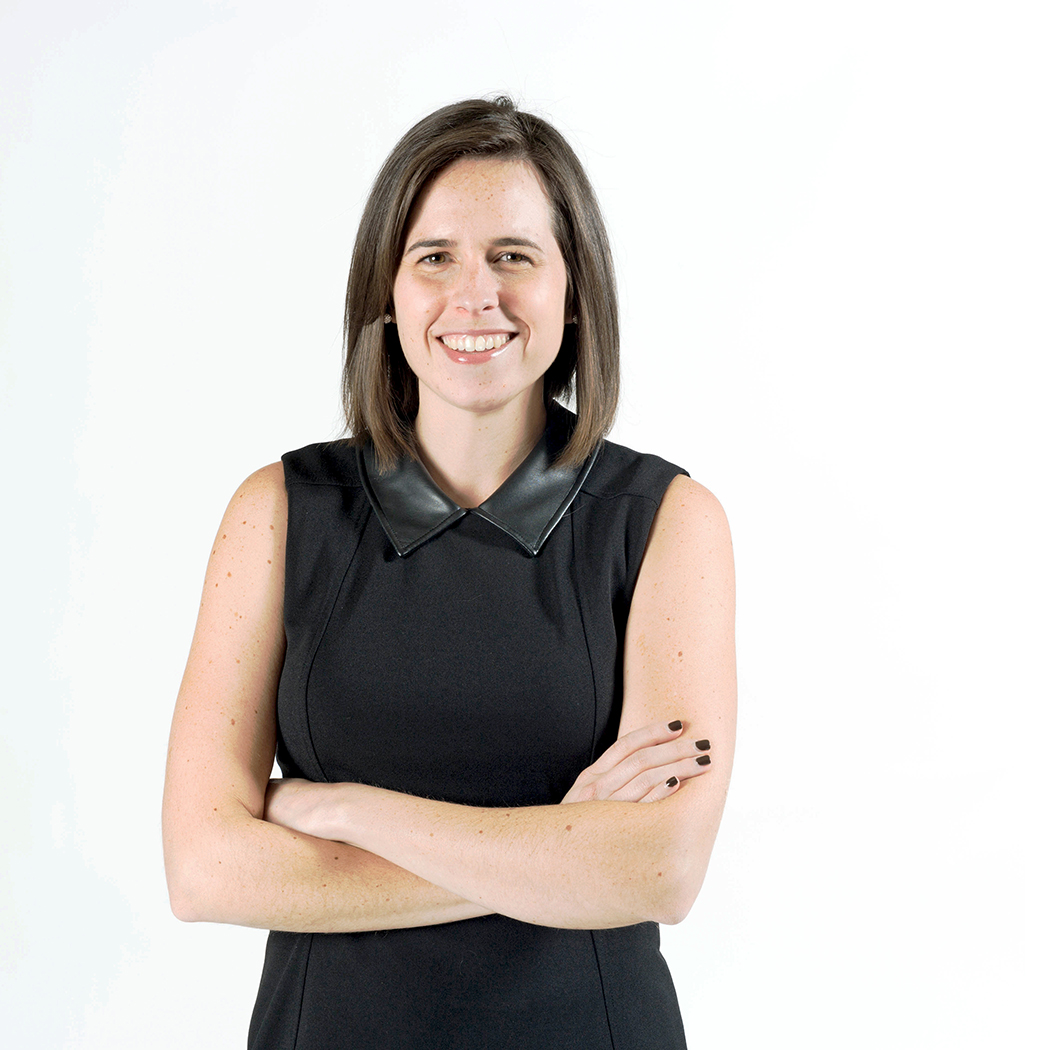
[417,251,532,266]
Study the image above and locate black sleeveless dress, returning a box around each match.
[249,404,689,1049]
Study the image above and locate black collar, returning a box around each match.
[356,403,599,557]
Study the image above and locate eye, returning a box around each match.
[495,251,532,265]
[419,252,448,265]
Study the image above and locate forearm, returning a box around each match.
[298,784,718,929]
[163,803,491,933]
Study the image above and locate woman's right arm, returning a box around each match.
[162,464,491,932]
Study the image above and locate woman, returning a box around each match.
[163,97,736,1049]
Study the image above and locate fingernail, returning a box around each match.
[695,739,711,751]
[668,720,683,731]
[666,776,679,787]
[696,755,711,767]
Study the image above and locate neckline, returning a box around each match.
[356,402,599,557]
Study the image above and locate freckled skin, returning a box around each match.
[392,157,568,423]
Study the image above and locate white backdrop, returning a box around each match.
[2,1,1046,1047]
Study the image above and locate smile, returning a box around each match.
[439,333,514,353]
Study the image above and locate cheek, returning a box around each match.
[394,281,442,330]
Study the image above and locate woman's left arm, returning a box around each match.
[269,476,735,929]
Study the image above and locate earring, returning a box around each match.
[383,313,393,324]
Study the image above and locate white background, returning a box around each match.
[2,1,1047,1046]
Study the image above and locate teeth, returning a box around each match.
[440,333,512,352]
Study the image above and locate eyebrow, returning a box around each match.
[403,236,545,255]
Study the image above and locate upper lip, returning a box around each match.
[436,329,517,338]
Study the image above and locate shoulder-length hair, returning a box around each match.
[342,96,619,469]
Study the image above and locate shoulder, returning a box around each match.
[651,475,730,544]
[213,463,288,560]
[641,475,734,602]
[240,461,285,496]
[281,440,364,488]
[227,461,287,517]
[581,435,689,506]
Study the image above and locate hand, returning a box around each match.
[561,719,713,805]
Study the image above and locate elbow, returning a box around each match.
[164,855,214,924]
[648,864,703,926]
[643,829,713,926]
[653,880,700,926]
[166,861,244,925]
[162,799,260,926]
[163,828,238,925]
[169,885,203,924]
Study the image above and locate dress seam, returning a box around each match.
[569,509,602,763]
[289,932,314,1050]
[588,930,618,1050]
[299,531,366,783]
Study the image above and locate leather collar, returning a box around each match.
[357,403,599,557]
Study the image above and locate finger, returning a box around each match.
[584,718,686,777]
[577,733,712,799]
[638,775,684,804]
[607,751,715,803]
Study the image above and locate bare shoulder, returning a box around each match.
[189,458,288,667]
[644,475,733,577]
[208,462,288,566]
[225,461,287,522]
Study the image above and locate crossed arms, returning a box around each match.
[162,464,736,933]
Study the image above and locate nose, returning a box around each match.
[452,257,499,314]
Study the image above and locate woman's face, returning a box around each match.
[391,157,568,424]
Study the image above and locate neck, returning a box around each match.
[413,389,548,508]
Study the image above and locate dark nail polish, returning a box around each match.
[696,755,711,766]
[666,776,679,787]
[667,720,683,732]
[695,739,711,751]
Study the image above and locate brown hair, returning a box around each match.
[342,96,619,469]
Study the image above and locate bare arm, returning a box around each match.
[162,464,489,932]
[266,475,736,929]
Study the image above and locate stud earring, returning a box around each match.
[383,313,393,324]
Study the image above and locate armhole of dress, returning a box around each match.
[623,469,688,607]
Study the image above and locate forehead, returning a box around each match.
[405,158,556,239]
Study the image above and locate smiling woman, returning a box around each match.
[391,157,569,503]
[162,97,736,1050]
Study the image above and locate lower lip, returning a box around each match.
[438,336,516,365]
